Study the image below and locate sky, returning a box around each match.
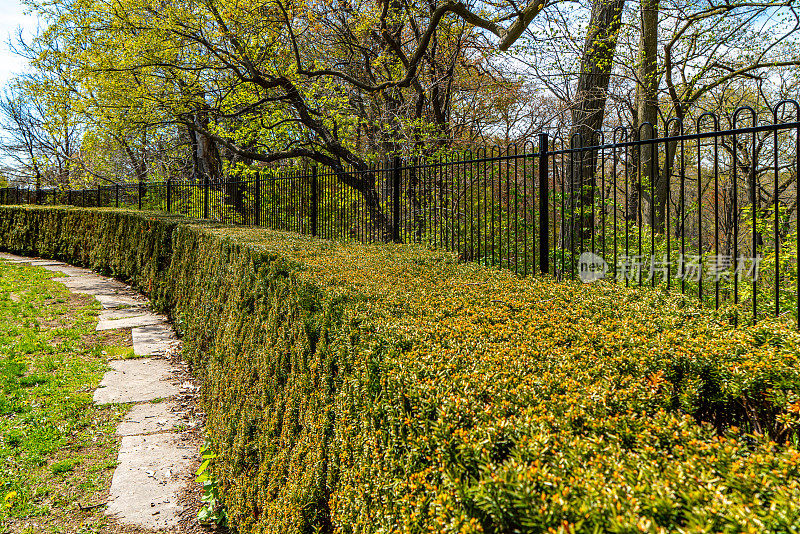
[0,0,38,170]
[0,0,39,89]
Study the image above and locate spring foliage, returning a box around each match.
[2,206,800,532]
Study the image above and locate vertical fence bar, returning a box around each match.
[203,176,209,219]
[515,147,521,274]
[612,131,619,280]
[571,139,577,279]
[272,176,276,231]
[311,166,318,237]
[483,149,488,263]
[319,172,324,238]
[448,154,454,252]
[470,151,475,260]
[665,135,671,291]
[499,149,506,268]
[539,133,549,274]
[561,143,566,277]
[733,129,739,325]
[255,171,262,226]
[477,149,483,261]
[599,136,605,260]
[167,179,172,213]
[491,148,496,265]
[650,131,656,287]
[393,156,401,242]
[695,133,702,300]
[774,121,780,318]
[751,126,758,324]
[636,134,642,286]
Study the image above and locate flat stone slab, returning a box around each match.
[0,254,62,266]
[133,324,179,356]
[42,264,94,277]
[97,313,167,331]
[0,252,33,263]
[93,359,179,404]
[0,254,92,276]
[95,294,150,309]
[116,401,185,436]
[53,275,132,297]
[99,308,152,321]
[106,433,193,529]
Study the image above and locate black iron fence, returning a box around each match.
[3,101,800,326]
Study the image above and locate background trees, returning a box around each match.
[1,0,799,239]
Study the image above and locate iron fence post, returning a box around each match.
[115,184,119,208]
[97,185,101,207]
[138,180,143,210]
[203,176,209,219]
[310,166,318,236]
[392,156,402,242]
[254,171,261,226]
[167,179,172,213]
[539,133,549,274]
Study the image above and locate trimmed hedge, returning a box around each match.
[3,205,800,533]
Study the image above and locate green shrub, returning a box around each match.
[3,205,800,533]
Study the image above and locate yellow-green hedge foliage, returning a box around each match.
[3,205,800,533]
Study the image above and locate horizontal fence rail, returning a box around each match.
[3,101,800,327]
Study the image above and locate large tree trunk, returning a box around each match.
[636,0,663,232]
[192,115,222,184]
[187,110,229,217]
[354,172,395,242]
[120,136,148,184]
[564,0,626,254]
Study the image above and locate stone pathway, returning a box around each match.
[0,252,200,531]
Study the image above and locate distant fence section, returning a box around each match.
[3,101,800,326]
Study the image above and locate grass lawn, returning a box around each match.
[0,261,132,533]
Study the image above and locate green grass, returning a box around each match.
[0,261,129,533]
[101,346,136,360]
